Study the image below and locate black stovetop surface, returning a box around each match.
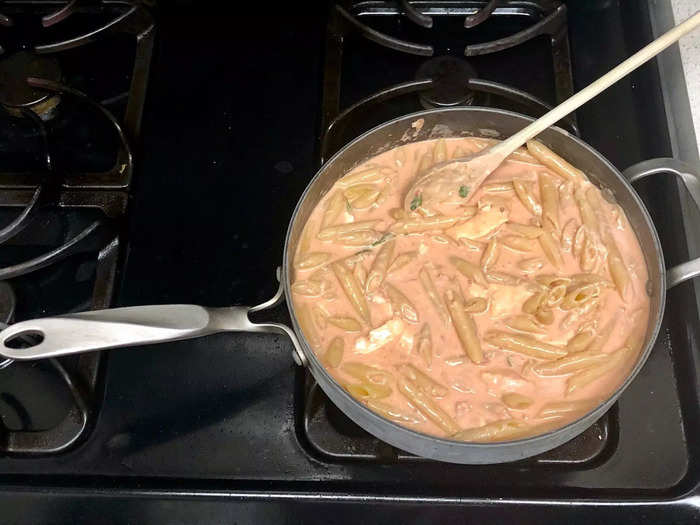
[1,2,699,523]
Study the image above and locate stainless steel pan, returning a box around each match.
[2,107,699,464]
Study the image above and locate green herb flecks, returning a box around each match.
[459,185,470,198]
[410,193,422,211]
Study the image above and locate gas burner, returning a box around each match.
[0,51,61,118]
[415,56,477,108]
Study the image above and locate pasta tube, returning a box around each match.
[366,239,395,293]
[397,377,460,434]
[397,363,448,397]
[484,331,566,359]
[385,282,419,323]
[331,261,371,323]
[526,140,585,183]
[450,256,488,286]
[538,172,560,231]
[419,267,450,325]
[445,290,483,363]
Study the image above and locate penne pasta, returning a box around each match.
[561,219,578,253]
[397,363,448,397]
[353,263,367,288]
[294,252,331,271]
[318,220,380,240]
[327,316,362,332]
[566,345,633,395]
[522,290,546,314]
[389,215,460,234]
[312,305,328,330]
[385,282,419,323]
[345,185,381,209]
[569,273,614,288]
[291,279,324,297]
[559,180,575,209]
[513,179,542,217]
[526,140,585,183]
[484,331,566,359]
[452,419,528,442]
[336,230,383,246]
[538,172,560,231]
[342,250,371,269]
[321,192,346,229]
[337,167,384,187]
[464,297,488,314]
[573,225,586,258]
[323,337,344,368]
[344,183,377,204]
[545,283,567,307]
[331,261,371,323]
[481,239,500,272]
[533,349,608,376]
[605,236,630,298]
[366,239,395,293]
[414,323,432,367]
[507,222,543,239]
[342,362,393,385]
[483,181,515,193]
[535,307,554,325]
[397,377,461,434]
[419,267,450,325]
[345,381,392,400]
[535,274,571,288]
[366,399,420,425]
[388,251,417,274]
[501,235,533,252]
[502,392,534,410]
[538,399,596,418]
[518,258,545,273]
[445,289,483,363]
[574,185,600,237]
[539,228,564,267]
[485,271,523,286]
[505,315,547,334]
[459,238,486,251]
[560,297,600,330]
[579,235,599,272]
[561,283,600,310]
[566,329,596,353]
[450,256,488,286]
[293,135,651,443]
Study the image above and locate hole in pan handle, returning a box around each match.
[0,268,306,365]
[623,157,700,288]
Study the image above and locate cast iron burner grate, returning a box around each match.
[0,0,154,455]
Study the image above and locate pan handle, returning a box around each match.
[622,157,700,288]
[0,268,307,365]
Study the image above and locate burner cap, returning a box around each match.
[0,51,61,108]
[415,56,477,108]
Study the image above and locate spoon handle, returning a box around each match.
[490,10,700,159]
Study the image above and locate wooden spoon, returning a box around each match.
[405,10,700,213]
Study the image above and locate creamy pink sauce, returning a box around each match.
[292,137,650,442]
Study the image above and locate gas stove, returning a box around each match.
[0,1,698,523]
